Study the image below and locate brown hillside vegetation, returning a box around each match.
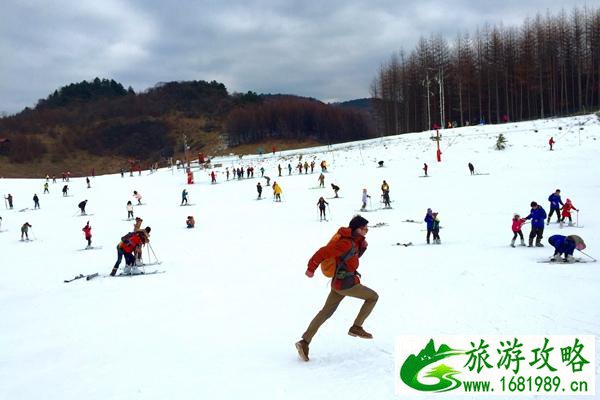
[0,79,373,178]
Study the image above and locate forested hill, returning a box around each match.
[0,79,373,178]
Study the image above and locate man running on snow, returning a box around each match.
[296,215,378,362]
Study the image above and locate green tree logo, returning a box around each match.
[400,339,465,392]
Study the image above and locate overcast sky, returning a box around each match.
[0,0,595,114]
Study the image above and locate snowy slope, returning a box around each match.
[1,115,599,400]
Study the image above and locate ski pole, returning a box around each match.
[328,204,332,219]
[576,210,579,227]
[4,196,7,210]
[369,197,372,210]
[30,228,37,241]
[577,250,597,262]
[148,243,160,264]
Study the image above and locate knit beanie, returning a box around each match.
[349,215,369,231]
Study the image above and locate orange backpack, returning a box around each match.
[319,233,356,277]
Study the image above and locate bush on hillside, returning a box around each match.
[8,135,47,163]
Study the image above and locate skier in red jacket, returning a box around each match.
[82,221,92,248]
[110,227,150,276]
[549,137,555,150]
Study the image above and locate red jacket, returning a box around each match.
[511,218,526,232]
[82,224,92,239]
[119,233,143,253]
[307,227,367,290]
[561,202,578,217]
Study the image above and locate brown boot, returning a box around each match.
[295,340,309,361]
[348,325,373,339]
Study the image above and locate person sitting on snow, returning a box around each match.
[548,234,586,263]
[186,216,195,228]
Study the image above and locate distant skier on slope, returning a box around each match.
[549,136,555,151]
[256,182,263,199]
[181,189,188,205]
[186,216,195,228]
[133,190,142,205]
[126,201,134,219]
[273,182,282,202]
[424,208,434,244]
[33,194,40,209]
[423,163,428,176]
[62,185,69,197]
[21,222,32,240]
[468,162,475,175]
[431,212,441,244]
[318,173,325,188]
[331,183,340,198]
[317,197,329,221]
[78,200,88,215]
[360,189,370,211]
[82,221,92,248]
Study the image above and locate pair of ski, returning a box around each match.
[538,258,595,264]
[64,270,165,283]
[392,242,413,247]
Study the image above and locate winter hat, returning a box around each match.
[566,198,571,203]
[427,208,432,214]
[530,201,538,207]
[568,235,586,250]
[144,226,151,234]
[349,215,369,231]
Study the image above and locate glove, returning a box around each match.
[305,269,314,278]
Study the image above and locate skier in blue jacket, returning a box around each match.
[547,189,564,225]
[548,234,586,262]
[525,201,547,247]
[424,208,434,244]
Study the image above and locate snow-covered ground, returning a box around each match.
[1,115,599,399]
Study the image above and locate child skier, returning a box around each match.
[21,222,32,240]
[361,189,370,211]
[431,212,441,244]
[560,198,579,227]
[133,190,142,205]
[43,182,49,194]
[317,197,329,221]
[331,183,340,198]
[82,221,92,248]
[511,214,526,247]
[126,201,134,219]
[548,234,585,262]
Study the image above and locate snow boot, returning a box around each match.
[520,239,526,246]
[348,325,373,339]
[123,265,131,275]
[535,241,544,247]
[568,222,574,227]
[295,340,309,361]
[510,239,515,248]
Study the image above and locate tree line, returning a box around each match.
[371,6,600,135]
[226,96,373,146]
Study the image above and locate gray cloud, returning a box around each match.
[0,0,595,114]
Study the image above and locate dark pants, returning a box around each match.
[548,208,560,222]
[319,206,326,218]
[128,211,133,218]
[87,237,92,246]
[432,229,440,240]
[512,230,524,240]
[113,246,135,271]
[426,229,433,243]
[529,226,544,245]
[560,215,572,222]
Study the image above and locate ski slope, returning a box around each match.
[1,115,599,400]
